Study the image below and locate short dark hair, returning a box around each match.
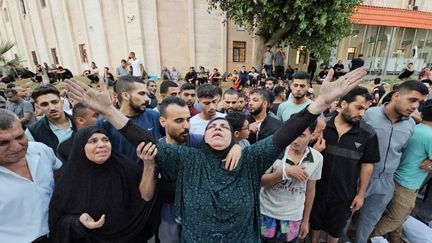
[339,86,373,105]
[121,59,127,63]
[160,81,178,94]
[31,84,60,102]
[223,89,239,99]
[290,112,317,133]
[238,92,245,99]
[293,71,311,81]
[72,103,90,121]
[146,80,156,87]
[358,54,364,57]
[115,76,144,102]
[266,77,278,85]
[250,88,272,104]
[226,111,247,132]
[180,83,195,92]
[374,78,381,85]
[273,86,286,97]
[0,108,19,130]
[159,96,187,117]
[421,99,432,121]
[394,80,429,96]
[197,84,220,99]
[5,88,17,96]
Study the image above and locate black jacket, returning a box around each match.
[247,113,283,144]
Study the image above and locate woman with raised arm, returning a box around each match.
[65,68,367,242]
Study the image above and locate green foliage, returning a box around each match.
[0,40,23,76]
[208,0,361,58]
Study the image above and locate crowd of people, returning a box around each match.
[1,46,432,243]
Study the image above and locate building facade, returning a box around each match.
[1,0,431,78]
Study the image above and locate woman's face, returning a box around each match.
[204,120,232,151]
[84,133,112,164]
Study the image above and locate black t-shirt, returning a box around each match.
[350,58,364,71]
[333,63,344,71]
[316,116,380,202]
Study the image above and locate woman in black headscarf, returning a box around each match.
[48,126,158,243]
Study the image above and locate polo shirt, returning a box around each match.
[25,117,74,145]
[277,98,312,122]
[316,115,380,202]
[0,142,62,242]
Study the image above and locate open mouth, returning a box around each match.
[212,132,224,138]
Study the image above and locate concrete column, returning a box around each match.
[188,0,196,67]
[382,27,396,76]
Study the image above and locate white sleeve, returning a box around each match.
[25,129,35,142]
[309,152,323,181]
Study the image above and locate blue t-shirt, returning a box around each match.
[395,123,432,190]
[97,109,161,162]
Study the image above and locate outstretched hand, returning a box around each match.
[64,78,112,115]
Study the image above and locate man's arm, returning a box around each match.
[299,180,316,239]
[137,142,157,201]
[20,112,31,124]
[350,163,373,211]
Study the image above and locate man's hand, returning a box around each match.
[64,78,112,115]
[350,194,365,212]
[312,137,326,152]
[137,142,157,165]
[286,165,309,182]
[79,213,105,229]
[223,144,242,171]
[309,67,367,115]
[419,159,432,171]
[299,220,309,239]
[249,122,260,133]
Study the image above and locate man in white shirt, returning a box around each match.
[128,51,146,79]
[190,84,225,135]
[0,109,62,243]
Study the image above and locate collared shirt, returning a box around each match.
[277,98,312,122]
[316,115,380,202]
[25,118,74,145]
[0,142,62,242]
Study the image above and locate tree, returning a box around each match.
[0,40,22,79]
[208,0,361,66]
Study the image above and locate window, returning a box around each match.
[79,44,88,63]
[3,8,9,22]
[347,47,357,60]
[233,41,246,62]
[51,48,59,64]
[31,51,38,65]
[40,0,46,8]
[20,0,27,15]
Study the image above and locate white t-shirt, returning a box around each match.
[260,146,323,221]
[130,59,143,77]
[189,112,225,135]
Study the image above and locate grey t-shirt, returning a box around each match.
[116,66,129,76]
[6,99,35,126]
[274,51,285,67]
[263,51,274,65]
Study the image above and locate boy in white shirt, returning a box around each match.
[260,119,323,243]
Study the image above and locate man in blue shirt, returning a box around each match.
[0,109,62,243]
[98,76,161,162]
[371,99,432,242]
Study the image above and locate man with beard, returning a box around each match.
[97,76,161,162]
[277,71,312,121]
[247,89,283,144]
[310,87,380,243]
[25,84,76,151]
[146,80,158,109]
[265,77,278,91]
[222,89,239,114]
[353,80,429,243]
[180,83,201,116]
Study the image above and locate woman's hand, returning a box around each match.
[79,213,105,229]
[137,142,158,165]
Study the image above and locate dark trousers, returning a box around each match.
[274,66,285,79]
[264,65,273,77]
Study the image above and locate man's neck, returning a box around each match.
[48,112,69,126]
[199,112,215,121]
[334,113,353,130]
[1,158,33,181]
[385,103,402,123]
[288,147,306,162]
[292,96,307,105]
[253,111,267,122]
[120,105,139,117]
[166,135,186,146]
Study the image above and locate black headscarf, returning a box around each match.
[49,126,157,243]
[202,117,235,160]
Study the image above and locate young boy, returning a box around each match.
[260,119,323,243]
[226,111,250,148]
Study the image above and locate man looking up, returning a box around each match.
[248,89,282,144]
[5,88,35,127]
[26,84,76,151]
[0,109,62,243]
[354,80,429,243]
[189,84,224,135]
[277,71,312,121]
[98,76,160,162]
[222,89,239,114]
[180,83,201,116]
[310,87,380,243]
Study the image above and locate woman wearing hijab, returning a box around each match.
[64,67,367,242]
[48,126,158,243]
